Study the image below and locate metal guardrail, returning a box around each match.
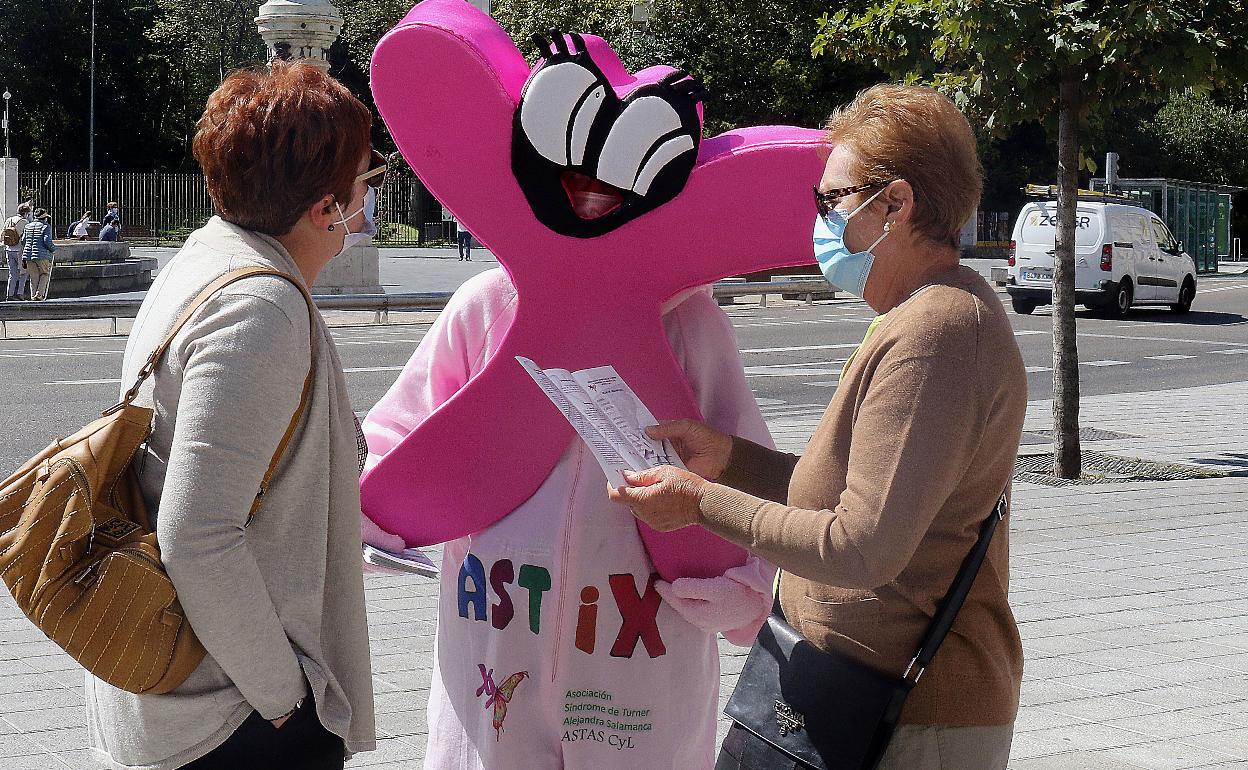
[0,279,836,338]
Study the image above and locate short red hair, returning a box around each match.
[193,61,372,236]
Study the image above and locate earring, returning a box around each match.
[328,224,335,231]
[883,221,893,233]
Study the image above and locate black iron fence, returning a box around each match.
[18,167,436,247]
[19,171,214,245]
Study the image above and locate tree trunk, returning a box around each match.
[1052,70,1082,479]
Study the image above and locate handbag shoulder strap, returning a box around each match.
[112,266,318,522]
[903,492,1009,684]
[772,492,1009,684]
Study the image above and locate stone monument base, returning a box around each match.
[0,242,157,298]
[312,242,384,295]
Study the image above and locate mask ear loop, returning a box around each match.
[331,200,364,232]
[845,186,888,220]
[866,220,893,252]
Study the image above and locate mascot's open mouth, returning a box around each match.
[561,171,624,220]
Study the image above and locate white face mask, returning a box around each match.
[333,186,378,256]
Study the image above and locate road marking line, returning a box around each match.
[333,339,424,347]
[1145,354,1197,361]
[0,345,125,354]
[0,350,121,359]
[45,378,122,386]
[734,317,873,329]
[744,367,842,377]
[1209,349,1248,355]
[1026,366,1052,373]
[1083,360,1130,367]
[740,343,861,354]
[1076,332,1248,347]
[761,404,832,415]
[343,366,406,374]
[747,359,847,370]
[1197,283,1248,293]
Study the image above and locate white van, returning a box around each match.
[1005,200,1198,317]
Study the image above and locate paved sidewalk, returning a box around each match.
[2,382,1247,768]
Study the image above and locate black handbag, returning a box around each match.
[721,494,1008,770]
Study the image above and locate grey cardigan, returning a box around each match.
[86,217,376,769]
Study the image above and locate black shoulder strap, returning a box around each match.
[771,491,1009,685]
[903,492,1009,684]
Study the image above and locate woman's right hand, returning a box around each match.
[645,420,734,481]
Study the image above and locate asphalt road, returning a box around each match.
[2,270,1246,475]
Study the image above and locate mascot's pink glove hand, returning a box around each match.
[654,556,776,646]
[361,513,408,574]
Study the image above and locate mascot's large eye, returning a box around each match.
[519,61,606,168]
[596,96,696,196]
[512,29,706,238]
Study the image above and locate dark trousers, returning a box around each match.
[457,231,472,259]
[180,703,345,770]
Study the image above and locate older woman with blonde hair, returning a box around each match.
[612,84,1027,770]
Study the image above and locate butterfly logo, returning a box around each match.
[476,663,530,740]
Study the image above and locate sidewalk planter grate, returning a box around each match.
[1019,427,1140,445]
[1014,450,1227,486]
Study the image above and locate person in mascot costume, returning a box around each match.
[361,1,826,767]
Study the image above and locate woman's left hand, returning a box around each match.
[608,466,709,532]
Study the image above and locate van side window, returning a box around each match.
[1151,220,1176,252]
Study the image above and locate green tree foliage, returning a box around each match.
[0,0,191,170]
[144,0,266,166]
[494,0,878,136]
[1140,92,1248,184]
[813,1,1248,478]
[332,0,414,150]
[2,0,875,171]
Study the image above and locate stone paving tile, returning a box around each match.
[0,381,1245,767]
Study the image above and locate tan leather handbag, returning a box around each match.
[0,267,316,694]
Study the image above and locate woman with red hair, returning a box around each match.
[85,62,381,770]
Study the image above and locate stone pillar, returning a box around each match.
[255,0,342,72]
[312,242,383,295]
[256,0,383,294]
[0,157,16,221]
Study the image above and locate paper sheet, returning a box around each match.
[517,357,685,487]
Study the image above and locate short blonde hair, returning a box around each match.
[824,85,982,248]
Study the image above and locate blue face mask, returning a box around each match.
[813,187,890,298]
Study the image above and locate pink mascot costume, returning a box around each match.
[362,1,825,766]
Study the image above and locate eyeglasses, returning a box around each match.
[355,149,393,190]
[812,179,898,219]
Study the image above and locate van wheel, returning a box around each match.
[1171,279,1195,314]
[1103,279,1133,318]
[1011,297,1037,315]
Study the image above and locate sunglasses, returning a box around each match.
[812,179,899,219]
[355,149,394,190]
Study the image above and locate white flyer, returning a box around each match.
[517,357,685,488]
